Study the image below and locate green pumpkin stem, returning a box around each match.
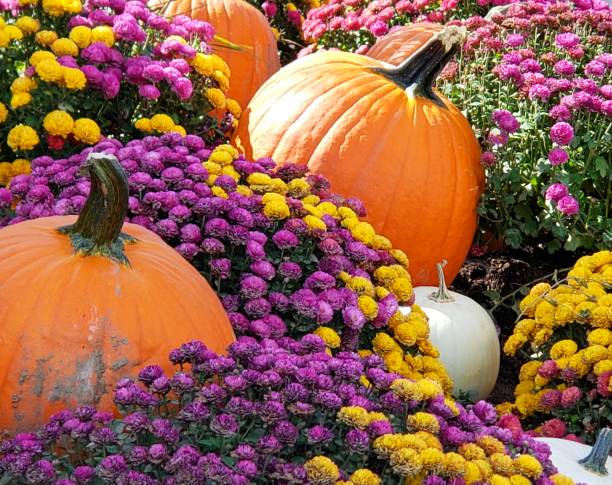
[578,427,611,476]
[377,25,467,108]
[428,260,455,303]
[58,152,136,265]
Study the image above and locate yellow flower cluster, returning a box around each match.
[501,251,612,417]
[370,428,571,483]
[505,250,612,356]
[0,18,25,48]
[336,406,389,430]
[314,327,341,349]
[0,159,31,186]
[134,115,187,137]
[9,75,37,110]
[7,124,40,152]
[30,50,87,90]
[43,110,74,138]
[303,456,339,485]
[40,0,82,17]
[72,118,101,145]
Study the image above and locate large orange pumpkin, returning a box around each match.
[234,26,483,286]
[367,22,444,65]
[160,0,280,109]
[0,153,235,433]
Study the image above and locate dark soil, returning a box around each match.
[450,247,581,404]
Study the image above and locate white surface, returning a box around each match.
[400,287,500,400]
[535,437,611,485]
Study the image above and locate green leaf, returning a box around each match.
[504,228,522,248]
[594,156,609,177]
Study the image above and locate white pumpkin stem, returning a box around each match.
[578,428,611,476]
[428,260,455,303]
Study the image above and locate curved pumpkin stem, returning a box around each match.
[58,152,136,265]
[578,427,611,476]
[376,25,467,108]
[428,260,455,303]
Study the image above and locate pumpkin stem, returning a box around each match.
[578,427,611,476]
[376,25,467,107]
[428,260,455,303]
[58,152,136,265]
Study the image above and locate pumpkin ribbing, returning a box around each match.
[234,26,483,286]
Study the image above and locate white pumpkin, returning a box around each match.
[400,261,500,400]
[535,428,611,484]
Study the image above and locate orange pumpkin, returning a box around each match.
[0,153,235,433]
[367,22,444,65]
[234,26,483,286]
[160,0,280,109]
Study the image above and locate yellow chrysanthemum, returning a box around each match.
[513,455,543,478]
[226,98,241,118]
[10,76,37,94]
[211,186,227,199]
[62,67,87,89]
[458,443,487,461]
[514,392,537,417]
[394,323,418,346]
[406,412,439,434]
[351,221,376,245]
[11,159,31,176]
[389,447,423,477]
[69,25,92,49]
[35,30,58,46]
[302,194,321,206]
[0,29,11,48]
[357,295,378,319]
[593,359,612,375]
[51,37,78,56]
[7,124,40,151]
[35,59,64,82]
[550,340,579,360]
[303,456,339,485]
[490,452,515,475]
[337,406,370,429]
[208,150,234,166]
[477,436,506,456]
[0,103,7,124]
[372,333,401,354]
[349,469,380,485]
[15,16,40,35]
[205,88,226,110]
[490,475,512,485]
[150,114,175,133]
[4,25,23,41]
[10,92,32,109]
[134,118,152,132]
[91,25,114,47]
[303,215,327,231]
[43,110,74,138]
[550,473,576,485]
[313,327,340,349]
[391,277,413,302]
[72,118,101,144]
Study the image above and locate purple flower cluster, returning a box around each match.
[440,1,610,248]
[0,337,563,483]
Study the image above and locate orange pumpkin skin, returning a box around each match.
[367,22,444,65]
[235,28,483,286]
[163,0,280,109]
[0,157,235,433]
